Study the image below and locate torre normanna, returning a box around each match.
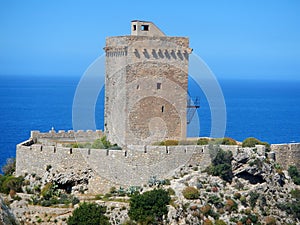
[104,20,192,146]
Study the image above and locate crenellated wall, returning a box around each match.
[16,136,214,193]
[16,131,300,193]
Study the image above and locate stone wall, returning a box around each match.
[30,130,103,145]
[16,132,300,194]
[105,32,191,147]
[16,138,216,193]
[271,143,300,170]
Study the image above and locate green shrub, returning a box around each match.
[167,187,175,196]
[182,186,199,199]
[100,135,112,149]
[249,191,260,208]
[288,165,300,185]
[0,175,24,194]
[159,140,179,146]
[242,137,270,150]
[67,202,110,225]
[41,182,57,200]
[128,189,170,224]
[220,137,237,145]
[92,139,105,149]
[178,140,197,145]
[242,137,261,147]
[291,188,300,199]
[206,148,233,182]
[208,195,223,208]
[197,138,209,145]
[215,219,227,225]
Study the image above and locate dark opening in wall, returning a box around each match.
[141,25,149,31]
[133,24,136,31]
[137,84,140,90]
[70,148,72,154]
[161,106,164,112]
[157,82,161,89]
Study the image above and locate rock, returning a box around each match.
[0,196,19,225]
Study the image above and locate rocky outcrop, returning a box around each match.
[0,196,18,225]
[166,146,299,225]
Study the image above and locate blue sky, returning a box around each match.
[0,0,299,80]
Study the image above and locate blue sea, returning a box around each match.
[0,75,300,170]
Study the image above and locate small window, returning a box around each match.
[137,84,140,90]
[161,106,164,112]
[157,82,161,89]
[141,25,149,31]
[133,25,136,31]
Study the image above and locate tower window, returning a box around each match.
[161,106,164,112]
[157,82,161,89]
[137,84,140,90]
[133,25,136,31]
[141,25,149,31]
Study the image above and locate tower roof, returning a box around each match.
[131,20,165,37]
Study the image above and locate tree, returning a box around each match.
[128,189,170,224]
[67,202,110,225]
[2,158,16,175]
[207,147,233,182]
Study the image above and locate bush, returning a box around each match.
[41,183,56,200]
[249,191,260,208]
[128,189,170,224]
[197,138,209,145]
[225,198,238,212]
[242,137,270,150]
[100,135,112,149]
[288,165,300,185]
[67,202,110,225]
[265,216,276,225]
[91,139,105,149]
[159,140,179,146]
[2,158,16,175]
[200,204,212,215]
[291,188,300,199]
[0,175,24,194]
[215,219,227,225]
[220,137,237,145]
[208,195,223,208]
[182,186,199,200]
[206,148,233,182]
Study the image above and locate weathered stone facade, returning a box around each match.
[16,130,300,193]
[16,130,212,193]
[271,143,300,170]
[104,21,192,146]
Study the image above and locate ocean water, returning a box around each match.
[0,75,299,170]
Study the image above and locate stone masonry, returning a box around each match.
[16,130,300,193]
[104,20,192,147]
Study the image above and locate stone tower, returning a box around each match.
[104,20,192,146]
